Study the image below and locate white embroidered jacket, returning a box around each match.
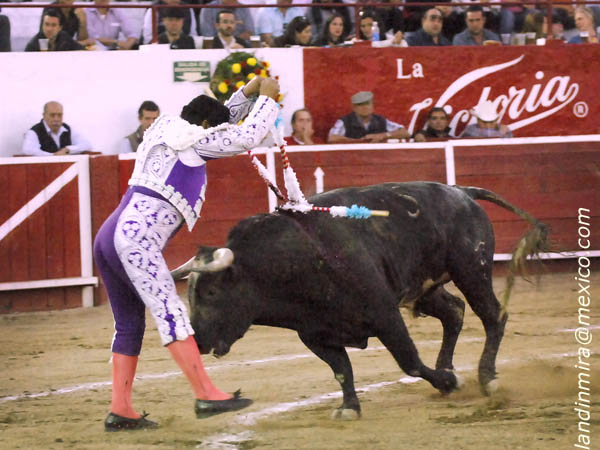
[128,91,279,231]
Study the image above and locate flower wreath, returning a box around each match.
[210,52,274,103]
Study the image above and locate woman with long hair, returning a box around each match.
[274,16,312,47]
[312,13,347,46]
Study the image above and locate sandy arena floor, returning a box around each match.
[0,271,598,450]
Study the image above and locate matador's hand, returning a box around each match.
[242,76,264,97]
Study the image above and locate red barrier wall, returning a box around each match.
[0,163,83,312]
[1,140,599,313]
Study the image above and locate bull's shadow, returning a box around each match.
[172,181,548,419]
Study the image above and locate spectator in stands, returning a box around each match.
[499,0,535,35]
[406,8,451,46]
[461,100,513,138]
[84,0,139,50]
[437,4,465,43]
[256,0,304,47]
[569,7,598,43]
[119,101,161,153]
[40,0,88,41]
[328,91,410,143]
[274,15,312,47]
[312,13,348,46]
[285,109,324,145]
[453,6,500,45]
[208,10,251,49]
[356,0,405,38]
[357,11,406,46]
[22,101,92,156]
[25,9,85,51]
[200,0,254,40]
[142,0,197,45]
[413,107,452,142]
[522,10,545,40]
[308,0,352,37]
[547,11,569,41]
[157,7,196,48]
[0,10,10,52]
[376,0,405,35]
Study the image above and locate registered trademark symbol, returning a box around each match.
[573,102,588,118]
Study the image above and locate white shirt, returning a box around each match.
[22,121,92,156]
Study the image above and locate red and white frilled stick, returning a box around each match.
[247,124,390,219]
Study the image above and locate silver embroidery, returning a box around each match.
[115,193,194,345]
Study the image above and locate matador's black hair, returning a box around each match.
[181,95,230,127]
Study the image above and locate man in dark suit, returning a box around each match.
[25,9,84,51]
[157,7,195,49]
[406,7,451,46]
[209,10,251,49]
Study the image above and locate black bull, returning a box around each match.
[172,182,548,418]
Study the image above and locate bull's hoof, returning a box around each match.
[453,371,464,391]
[482,378,499,396]
[331,407,360,421]
[437,369,462,395]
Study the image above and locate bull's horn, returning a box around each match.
[170,255,196,280]
[191,248,234,272]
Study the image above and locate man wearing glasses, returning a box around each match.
[406,8,451,46]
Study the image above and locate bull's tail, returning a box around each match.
[456,186,550,318]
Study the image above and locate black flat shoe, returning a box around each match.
[104,411,159,432]
[195,389,253,419]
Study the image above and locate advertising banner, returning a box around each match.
[303,44,600,140]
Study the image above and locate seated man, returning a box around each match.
[414,107,452,141]
[119,101,161,153]
[157,7,195,49]
[200,0,254,40]
[84,0,138,50]
[328,91,410,143]
[257,0,305,47]
[285,109,324,145]
[209,10,251,49]
[406,7,451,46]
[25,9,84,51]
[461,100,513,138]
[22,101,92,156]
[453,5,500,45]
[142,0,197,45]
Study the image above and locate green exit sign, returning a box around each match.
[174,61,210,83]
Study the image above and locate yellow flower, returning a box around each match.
[277,93,284,103]
[218,82,229,94]
[247,73,256,80]
[263,61,270,68]
[236,81,245,89]
[231,63,242,74]
[247,57,257,66]
[260,69,267,78]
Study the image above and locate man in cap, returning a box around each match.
[328,91,409,143]
[461,100,513,138]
